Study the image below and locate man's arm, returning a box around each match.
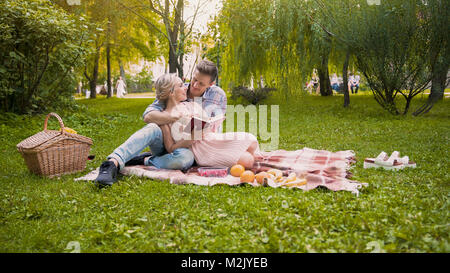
[142,100,178,125]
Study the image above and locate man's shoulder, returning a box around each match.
[151,99,165,106]
[144,99,165,113]
[206,85,226,99]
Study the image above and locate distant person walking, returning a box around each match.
[115,76,127,98]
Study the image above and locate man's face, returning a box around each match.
[189,70,214,97]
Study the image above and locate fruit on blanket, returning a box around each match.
[255,171,269,184]
[284,172,297,183]
[283,178,307,187]
[268,168,284,182]
[240,170,255,183]
[230,164,245,177]
[60,127,77,134]
[267,168,282,179]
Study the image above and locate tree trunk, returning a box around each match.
[343,51,350,107]
[413,61,449,116]
[430,69,447,101]
[403,94,413,115]
[89,79,96,99]
[106,42,112,98]
[164,0,184,75]
[168,43,178,74]
[119,59,126,82]
[106,11,112,99]
[89,47,100,99]
[177,53,184,78]
[317,54,333,96]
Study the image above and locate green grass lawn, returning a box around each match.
[0,94,448,253]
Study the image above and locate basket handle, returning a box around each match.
[44,112,65,131]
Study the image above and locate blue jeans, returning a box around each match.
[331,83,339,91]
[107,123,194,171]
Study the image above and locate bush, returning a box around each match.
[230,86,275,104]
[126,70,153,93]
[0,0,91,114]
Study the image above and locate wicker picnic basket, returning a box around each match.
[16,112,93,177]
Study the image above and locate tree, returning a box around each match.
[314,0,359,106]
[55,0,156,99]
[413,0,450,116]
[84,34,104,99]
[114,0,208,78]
[349,0,432,114]
[320,0,440,115]
[218,0,310,96]
[0,0,91,113]
[218,0,338,97]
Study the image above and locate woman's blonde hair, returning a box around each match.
[155,73,179,101]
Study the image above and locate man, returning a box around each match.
[353,74,360,94]
[349,73,360,94]
[331,73,339,92]
[95,60,227,186]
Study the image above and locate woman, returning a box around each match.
[154,73,259,169]
[115,76,127,98]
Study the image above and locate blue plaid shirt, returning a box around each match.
[142,85,227,120]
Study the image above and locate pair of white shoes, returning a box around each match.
[364,151,416,170]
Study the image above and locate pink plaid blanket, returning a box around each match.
[76,147,368,195]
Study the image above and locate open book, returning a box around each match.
[183,115,225,134]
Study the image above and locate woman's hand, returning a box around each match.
[169,111,183,123]
[161,124,194,153]
[177,139,194,148]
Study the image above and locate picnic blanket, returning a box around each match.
[76,147,368,196]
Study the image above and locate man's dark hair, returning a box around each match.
[196,60,218,83]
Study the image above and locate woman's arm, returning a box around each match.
[144,111,182,125]
[160,124,193,153]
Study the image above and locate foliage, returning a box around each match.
[0,0,92,114]
[54,0,162,98]
[121,0,205,78]
[230,86,275,105]
[0,96,449,252]
[126,69,154,93]
[335,0,432,115]
[412,0,450,115]
[321,0,445,113]
[219,0,448,115]
[218,0,337,97]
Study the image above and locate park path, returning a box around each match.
[75,93,155,100]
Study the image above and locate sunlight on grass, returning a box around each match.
[0,95,448,252]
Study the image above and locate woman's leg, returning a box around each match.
[146,148,194,171]
[247,141,258,155]
[237,151,254,169]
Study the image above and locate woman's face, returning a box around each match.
[171,78,187,102]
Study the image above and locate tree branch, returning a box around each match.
[113,0,170,42]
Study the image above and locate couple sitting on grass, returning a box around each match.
[95,60,259,187]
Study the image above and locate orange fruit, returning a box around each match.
[240,170,255,183]
[230,164,245,177]
[255,171,269,184]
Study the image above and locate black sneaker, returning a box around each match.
[125,152,153,166]
[95,161,118,187]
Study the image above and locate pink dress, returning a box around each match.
[170,102,259,167]
[191,132,259,167]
